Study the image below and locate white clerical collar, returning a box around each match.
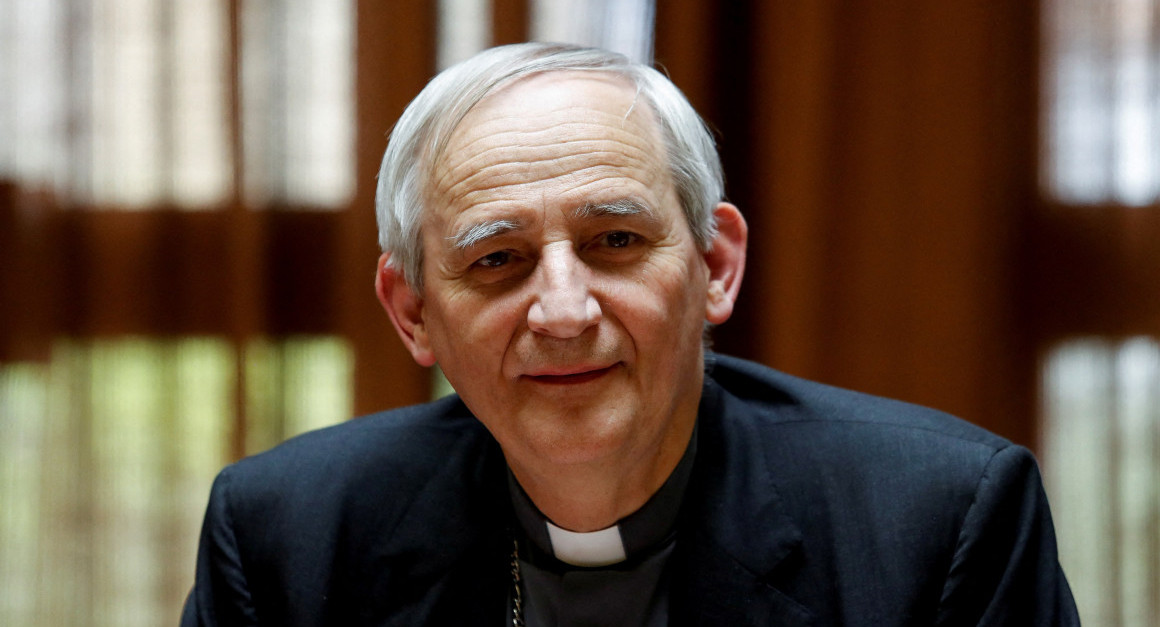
[506,425,698,568]
[544,521,627,567]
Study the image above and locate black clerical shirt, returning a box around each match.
[507,430,697,627]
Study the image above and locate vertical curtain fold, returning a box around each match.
[655,1,1040,444]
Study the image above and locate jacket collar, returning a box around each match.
[354,378,818,625]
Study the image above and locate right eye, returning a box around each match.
[475,251,512,268]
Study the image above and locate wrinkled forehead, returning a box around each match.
[469,70,642,120]
[448,70,655,145]
[427,71,667,199]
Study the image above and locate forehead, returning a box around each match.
[427,72,670,222]
[445,71,656,153]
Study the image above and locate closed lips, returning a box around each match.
[525,365,616,383]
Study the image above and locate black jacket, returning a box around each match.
[182,355,1079,625]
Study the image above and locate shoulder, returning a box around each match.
[692,363,1075,622]
[231,394,488,478]
[190,395,510,621]
[237,393,487,469]
[702,354,1026,529]
[706,352,1011,455]
[210,394,499,536]
[698,355,1067,622]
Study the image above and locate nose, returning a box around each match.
[527,243,602,338]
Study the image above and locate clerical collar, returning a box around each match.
[507,427,698,568]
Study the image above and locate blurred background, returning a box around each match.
[0,0,1157,624]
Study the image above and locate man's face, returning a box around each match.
[402,73,717,473]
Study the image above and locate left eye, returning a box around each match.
[601,231,637,248]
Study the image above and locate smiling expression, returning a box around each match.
[403,72,717,473]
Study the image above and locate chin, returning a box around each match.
[520,412,639,466]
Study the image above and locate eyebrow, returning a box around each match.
[573,198,655,220]
[447,198,656,250]
[448,219,522,250]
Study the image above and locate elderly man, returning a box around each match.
[183,43,1078,626]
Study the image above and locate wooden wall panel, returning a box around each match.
[657,1,1041,445]
[0,185,56,362]
[492,0,529,46]
[345,0,437,415]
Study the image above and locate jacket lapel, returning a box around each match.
[331,417,514,625]
[671,532,814,627]
[669,379,816,626]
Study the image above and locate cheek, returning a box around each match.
[602,258,707,349]
[636,255,706,318]
[426,293,522,364]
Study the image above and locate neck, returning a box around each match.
[507,417,696,532]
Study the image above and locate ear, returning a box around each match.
[703,202,747,325]
[375,254,437,367]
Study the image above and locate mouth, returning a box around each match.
[525,364,617,385]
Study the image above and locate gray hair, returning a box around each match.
[375,42,724,290]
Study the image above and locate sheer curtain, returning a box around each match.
[530,0,655,63]
[437,0,655,69]
[0,0,353,209]
[0,339,351,624]
[0,0,232,208]
[0,0,355,624]
[1040,0,1160,625]
[1044,339,1160,626]
[1043,0,1160,206]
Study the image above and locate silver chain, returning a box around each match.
[510,538,526,627]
